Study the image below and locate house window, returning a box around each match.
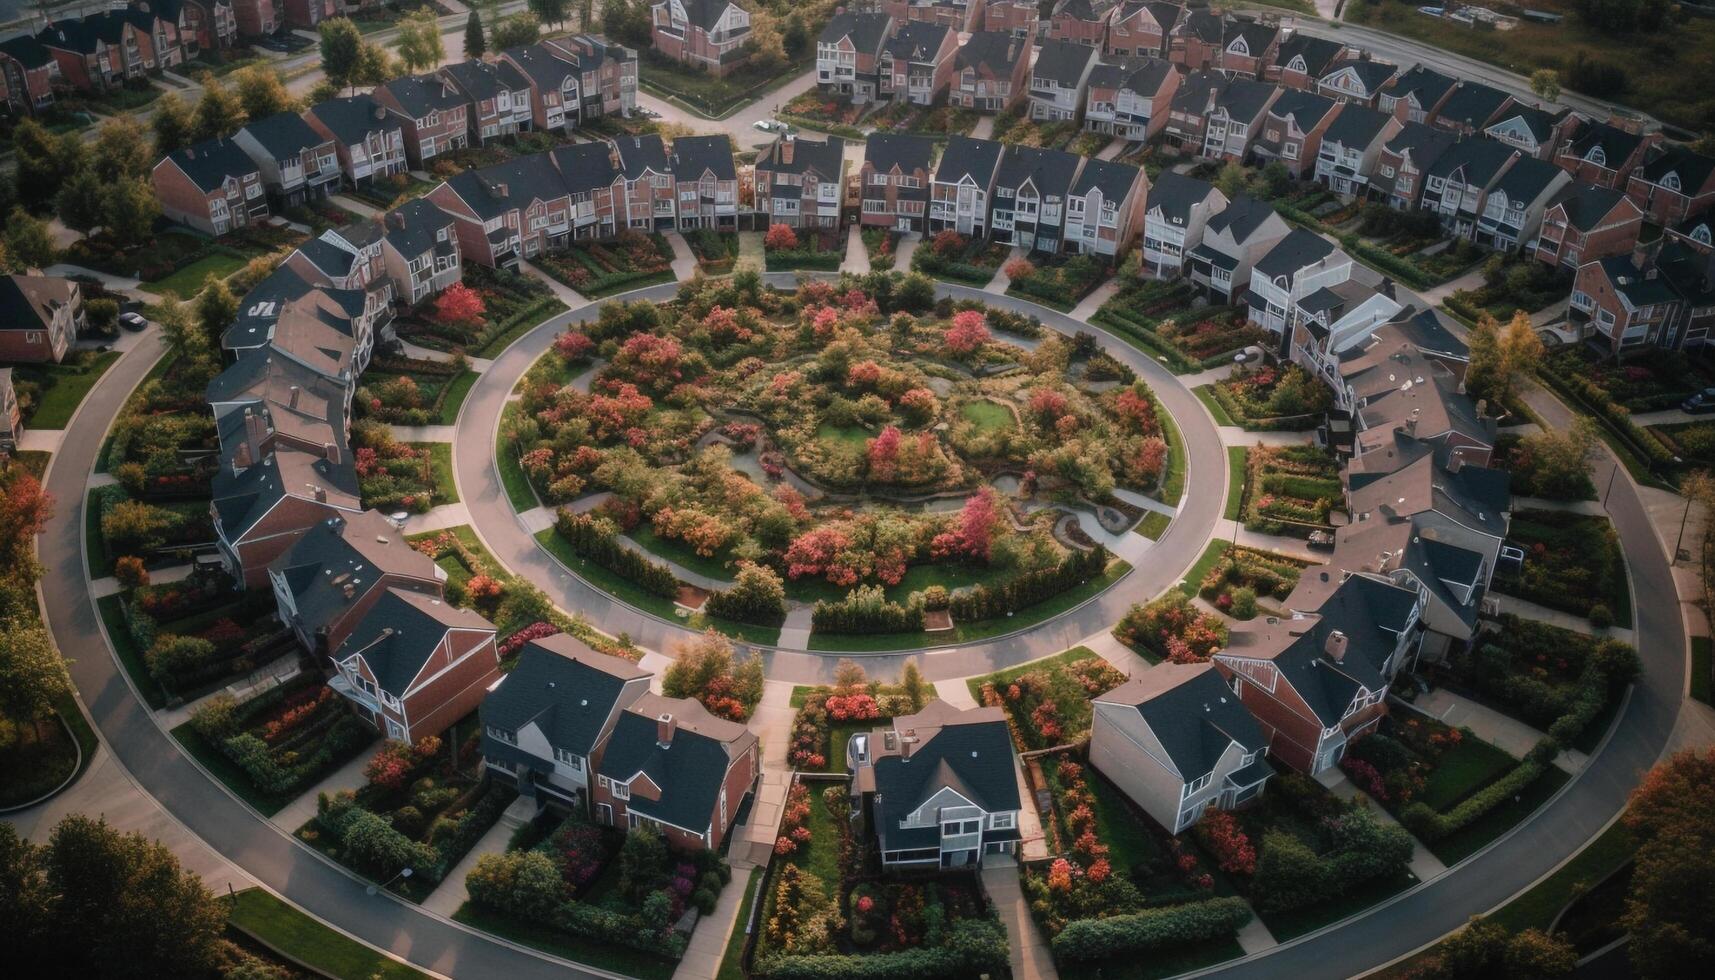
[553,747,582,770]
[719,786,728,829]
[610,779,630,800]
[486,725,517,744]
[991,812,1014,830]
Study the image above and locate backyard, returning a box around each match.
[967,646,1128,751]
[357,356,479,426]
[1092,282,1269,374]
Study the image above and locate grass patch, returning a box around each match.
[228,889,430,980]
[1180,538,1233,597]
[960,399,1015,434]
[964,645,1097,705]
[437,370,480,424]
[716,868,762,980]
[142,251,248,299]
[1194,384,1236,427]
[1135,510,1171,540]
[1693,636,1712,706]
[1223,446,1247,522]
[1260,869,1418,941]
[1158,394,1186,506]
[97,593,165,711]
[1087,766,1159,873]
[496,403,539,513]
[410,442,459,505]
[629,523,736,583]
[1426,766,1572,866]
[84,487,113,579]
[20,351,122,428]
[815,421,872,450]
[0,707,81,807]
[1489,818,1635,933]
[1416,738,1520,812]
[471,298,569,359]
[453,902,677,980]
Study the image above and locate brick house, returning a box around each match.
[500,42,582,133]
[38,15,139,92]
[380,198,462,305]
[1421,137,1521,242]
[612,134,676,232]
[591,692,758,852]
[1048,0,1111,49]
[1571,253,1695,355]
[929,134,1006,237]
[650,0,751,76]
[1187,195,1289,303]
[878,21,957,106]
[981,0,1039,38]
[0,275,82,364]
[329,588,500,742]
[950,30,1032,112]
[280,0,335,31]
[1105,0,1181,58]
[1474,154,1570,251]
[551,33,639,121]
[1168,7,1224,71]
[304,95,409,189]
[1163,68,1222,151]
[989,144,1082,254]
[206,346,349,459]
[550,142,623,242]
[1199,77,1282,161]
[817,11,893,103]
[480,634,652,814]
[1213,574,1424,774]
[1377,63,1457,124]
[0,36,60,115]
[669,135,738,232]
[1215,17,1279,81]
[1655,240,1715,352]
[234,110,343,208]
[848,700,1022,868]
[880,0,977,31]
[1315,58,1397,108]
[1554,119,1659,190]
[1485,104,1581,162]
[439,58,534,144]
[133,0,237,57]
[211,447,362,587]
[755,134,845,231]
[1091,664,1271,834]
[120,6,185,70]
[1371,120,1456,210]
[1313,104,1401,198]
[153,137,269,236]
[1430,80,1514,136]
[1083,57,1179,143]
[0,370,21,453]
[1625,146,1715,227]
[1269,32,1346,90]
[1141,170,1226,276]
[860,132,935,233]
[372,74,470,169]
[1252,90,1339,179]
[231,0,279,37]
[1535,183,1644,270]
[431,154,572,264]
[1064,157,1148,258]
[1028,38,1099,122]
[269,509,445,656]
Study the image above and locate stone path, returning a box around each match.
[666,231,700,280]
[402,501,473,534]
[421,794,534,917]
[1416,266,1485,306]
[268,751,372,832]
[778,606,813,651]
[1095,138,1126,161]
[841,224,870,274]
[1317,770,1449,881]
[391,424,456,442]
[1410,690,1590,773]
[1491,593,1628,641]
[982,863,1056,980]
[519,260,587,308]
[1069,278,1122,321]
[984,247,1024,294]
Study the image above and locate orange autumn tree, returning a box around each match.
[433,282,485,325]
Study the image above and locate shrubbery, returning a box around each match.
[949,546,1110,621]
[554,510,680,599]
[1050,896,1252,961]
[812,584,925,634]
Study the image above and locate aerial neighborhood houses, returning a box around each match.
[650,0,752,76]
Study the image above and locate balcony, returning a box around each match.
[328,673,380,712]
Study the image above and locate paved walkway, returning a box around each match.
[673,867,751,980]
[934,677,980,709]
[331,195,381,218]
[982,863,1056,980]
[666,231,699,280]
[1632,407,1702,427]
[893,233,921,270]
[1218,427,1317,448]
[778,606,813,650]
[269,749,372,832]
[1236,912,1279,954]
[392,424,456,442]
[751,681,796,770]
[520,260,587,308]
[43,264,160,303]
[1078,630,1156,679]
[19,428,63,453]
[984,247,1023,294]
[403,501,473,534]
[1210,519,1322,562]
[399,339,457,363]
[1095,138,1126,160]
[1492,593,1629,641]
[1411,689,1590,773]
[1416,266,1485,306]
[737,231,764,269]
[841,224,870,274]
[421,794,534,917]
[1317,770,1448,881]
[1069,279,1122,321]
[969,115,996,139]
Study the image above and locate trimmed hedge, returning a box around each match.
[811,584,925,634]
[1400,755,1551,842]
[554,510,680,599]
[761,919,1008,979]
[949,546,1109,622]
[1051,896,1252,961]
[1538,362,1677,468]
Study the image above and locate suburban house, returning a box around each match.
[552,33,639,120]
[1331,307,1471,416]
[439,58,534,144]
[372,74,471,169]
[151,137,269,237]
[210,447,362,587]
[233,111,342,208]
[500,42,582,133]
[1142,170,1227,276]
[817,10,893,103]
[669,135,739,232]
[1064,158,1148,258]
[1372,121,1457,210]
[1246,227,1354,343]
[613,134,676,231]
[1314,104,1401,199]
[1163,69,1223,151]
[590,692,759,852]
[379,198,463,305]
[429,154,575,266]
[754,135,845,231]
[950,30,1032,112]
[1345,452,1511,592]
[551,142,623,242]
[1377,63,1457,123]
[1289,280,1404,384]
[1168,7,1225,71]
[0,35,61,115]
[1486,104,1581,161]
[1105,1,1183,59]
[1213,574,1424,774]
[1195,74,1281,161]
[1555,119,1660,191]
[1654,240,1715,352]
[329,588,500,743]
[132,0,236,58]
[981,0,1039,37]
[38,13,145,92]
[304,94,409,189]
[1535,183,1645,270]
[1048,0,1113,49]
[268,509,445,656]
[480,634,652,814]
[1347,363,1497,474]
[280,0,335,32]
[1571,253,1700,355]
[1091,663,1271,834]
[989,144,1083,254]
[231,0,278,37]
[880,0,977,31]
[1028,38,1100,122]
[1270,32,1347,90]
[1474,154,1570,252]
[1187,195,1289,303]
[0,274,82,364]
[878,20,958,105]
[1422,137,1522,242]
[1251,89,1339,179]
[1315,58,1397,108]
[860,132,935,233]
[649,0,751,76]
[1625,146,1715,226]
[1082,57,1180,143]
[930,134,1006,237]
[1430,80,1515,136]
[1215,17,1279,81]
[847,700,1022,868]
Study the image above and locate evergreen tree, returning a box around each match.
[464,10,486,58]
[55,169,107,234]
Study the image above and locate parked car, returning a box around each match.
[1307,529,1335,551]
[119,312,149,332]
[1683,388,1715,414]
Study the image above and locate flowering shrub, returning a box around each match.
[764,223,799,251]
[1114,592,1229,663]
[498,621,561,658]
[978,654,1125,751]
[261,686,335,744]
[944,309,991,355]
[363,736,442,791]
[1193,808,1257,875]
[549,819,610,894]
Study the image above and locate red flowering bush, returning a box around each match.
[554,330,594,363]
[765,223,799,251]
[944,310,991,355]
[498,621,562,658]
[1193,808,1257,876]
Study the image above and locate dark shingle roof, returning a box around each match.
[670,134,736,181]
[1492,154,1565,203]
[1323,105,1392,150]
[1088,56,1175,96]
[820,11,891,53]
[1177,8,1224,42]
[1383,64,1457,110]
[1205,195,1278,242]
[954,31,1018,73]
[475,153,572,207]
[756,135,844,179]
[883,21,950,62]
[1488,104,1562,144]
[597,694,754,833]
[240,111,332,159]
[441,58,527,101]
[1425,137,1517,186]
[865,132,935,174]
[1102,663,1267,780]
[1639,146,1715,192]
[677,0,735,32]
[1213,78,1279,122]
[1147,171,1219,224]
[1384,120,1456,168]
[1223,20,1277,58]
[1268,89,1336,131]
[1566,122,1643,169]
[1254,227,1338,279]
[1598,255,1680,307]
[309,95,402,146]
[379,73,466,118]
[551,141,621,194]
[995,144,1080,198]
[872,711,1019,837]
[382,198,456,257]
[1032,38,1099,87]
[163,137,258,193]
[934,135,1005,187]
[211,449,359,539]
[0,34,55,68]
[271,511,441,641]
[1274,32,1344,76]
[1322,58,1397,94]
[224,266,313,350]
[504,42,579,89]
[1435,81,1513,130]
[1171,69,1227,117]
[613,133,669,179]
[334,589,493,697]
[480,634,648,757]
[1072,158,1141,203]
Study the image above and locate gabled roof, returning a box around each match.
[295,234,364,281]
[240,111,333,160]
[378,73,466,118]
[1205,194,1279,243]
[212,448,359,540]
[447,153,571,216]
[1321,58,1397,94]
[883,21,950,62]
[40,17,106,54]
[673,0,736,32]
[1266,89,1336,132]
[1147,171,1220,224]
[1356,369,1495,449]
[1087,56,1175,96]
[1052,0,1105,22]
[480,633,649,758]
[1211,78,1279,122]
[1322,104,1393,150]
[551,142,621,195]
[612,133,669,179]
[1032,38,1099,87]
[0,33,54,68]
[1170,69,1228,116]
[308,95,403,146]
[1491,154,1565,204]
[934,135,1005,187]
[1425,137,1517,186]
[819,10,891,53]
[1592,255,1680,308]
[1656,239,1715,309]
[162,137,258,193]
[271,510,441,637]
[994,144,1080,197]
[1382,63,1456,109]
[1347,452,1510,538]
[670,135,736,181]
[1176,8,1224,42]
[1639,146,1715,191]
[1566,121,1644,168]
[1488,104,1562,145]
[864,132,935,174]
[0,275,78,331]
[1071,158,1141,203]
[504,42,580,89]
[871,701,1020,835]
[381,198,456,258]
[1320,518,1486,633]
[1098,663,1266,780]
[1223,19,1277,57]
[1383,120,1456,169]
[440,58,528,101]
[955,31,1020,74]
[335,588,494,697]
[1254,227,1338,280]
[1274,32,1344,76]
[1338,308,1469,403]
[598,691,756,833]
[755,135,844,180]
[225,265,313,351]
[1434,80,1513,130]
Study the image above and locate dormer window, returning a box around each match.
[1663,172,1681,192]
[486,725,516,744]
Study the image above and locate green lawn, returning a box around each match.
[1180,539,1233,597]
[629,523,736,582]
[1489,818,1636,933]
[438,370,480,425]
[1223,446,1247,522]
[1195,384,1236,427]
[143,251,248,299]
[410,442,459,505]
[961,399,1015,434]
[815,421,872,450]
[453,903,677,980]
[1136,510,1171,540]
[22,351,122,428]
[1260,869,1419,942]
[84,487,113,579]
[1417,738,1519,812]
[228,889,431,980]
[0,706,81,807]
[1426,766,1572,866]
[716,868,763,980]
[965,646,1098,704]
[1693,636,1712,706]
[1157,393,1186,506]
[496,403,539,513]
[1086,766,1159,874]
[785,559,1013,606]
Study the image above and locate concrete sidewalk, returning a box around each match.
[666,232,700,280]
[673,866,756,980]
[1411,689,1589,773]
[982,863,1057,980]
[520,260,588,308]
[421,794,534,917]
[269,749,373,832]
[841,225,870,275]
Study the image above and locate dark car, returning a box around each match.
[119,312,149,332]
[1683,388,1715,414]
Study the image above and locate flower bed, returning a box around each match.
[781,91,865,130]
[1155,309,1273,368]
[1341,714,1515,816]
[1196,545,1312,618]
[352,423,443,514]
[1495,431,1600,501]
[1543,347,1715,414]
[860,228,899,270]
[685,229,739,274]
[787,666,928,772]
[1493,510,1630,627]
[1242,444,1342,535]
[395,263,565,357]
[1443,256,1569,325]
[1091,280,1246,374]
[911,231,1009,285]
[535,232,675,297]
[125,586,288,696]
[971,647,1126,751]
[866,101,980,138]
[183,675,377,814]
[764,226,843,272]
[1005,254,1109,311]
[356,355,469,426]
[1210,363,1332,431]
[1113,592,1229,664]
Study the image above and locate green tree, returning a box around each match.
[491,12,541,49]
[92,117,153,182]
[55,169,108,235]
[232,64,296,120]
[783,12,810,59]
[1216,160,1247,201]
[617,825,667,901]
[320,17,365,91]
[153,295,207,362]
[3,208,57,270]
[1250,830,1325,913]
[196,278,239,347]
[528,0,568,28]
[192,73,246,142]
[900,660,927,710]
[11,118,64,206]
[0,620,69,735]
[464,10,486,58]
[1515,418,1598,499]
[1530,69,1561,104]
[102,179,161,250]
[0,825,52,972]
[353,40,397,88]
[1623,747,1715,979]
[150,91,195,156]
[395,9,446,72]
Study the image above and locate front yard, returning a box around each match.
[395,264,567,358]
[356,355,479,426]
[861,228,900,270]
[967,646,1128,751]
[535,232,675,297]
[8,350,122,428]
[1204,364,1331,431]
[1442,255,1568,325]
[1493,509,1631,628]
[1193,544,1313,619]
[1092,281,1269,374]
[1005,253,1110,311]
[763,227,842,272]
[911,230,1009,286]
[685,229,739,274]
[1241,444,1343,536]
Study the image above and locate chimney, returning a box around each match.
[900,729,918,760]
[657,713,676,747]
[1325,629,1349,662]
[780,136,794,166]
[233,440,252,472]
[1379,276,1395,300]
[324,441,341,465]
[314,486,328,503]
[289,385,301,409]
[244,407,268,463]
[390,210,405,229]
[1475,398,1488,419]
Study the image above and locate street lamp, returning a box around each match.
[367,867,412,896]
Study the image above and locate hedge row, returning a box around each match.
[1051,896,1253,961]
[760,920,1008,980]
[811,584,925,634]
[949,546,1110,622]
[1539,365,1677,467]
[554,511,680,599]
[1270,201,1434,290]
[1399,753,1551,843]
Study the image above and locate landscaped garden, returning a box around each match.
[394,264,567,358]
[1443,255,1570,326]
[535,231,675,297]
[777,90,866,139]
[911,230,1009,286]
[1113,591,1229,665]
[1092,282,1269,374]
[763,224,842,271]
[1240,443,1343,536]
[866,101,980,139]
[357,353,479,426]
[347,171,436,211]
[1495,426,1600,501]
[7,349,122,429]
[787,660,929,772]
[969,646,1128,751]
[1192,544,1313,619]
[351,422,452,514]
[860,228,900,270]
[1204,363,1332,431]
[1493,510,1631,628]
[1005,253,1110,311]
